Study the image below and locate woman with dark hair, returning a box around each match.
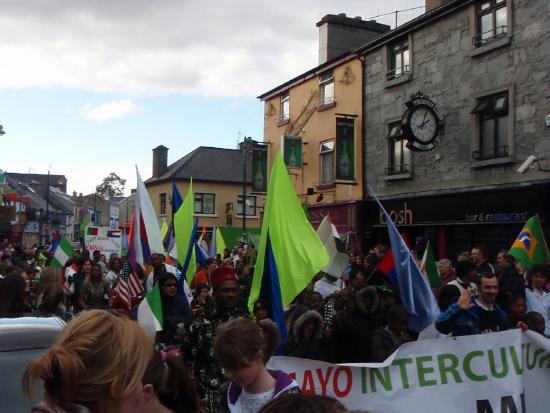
[79,263,111,310]
[157,272,192,345]
[0,269,28,316]
[69,257,92,313]
[106,257,123,289]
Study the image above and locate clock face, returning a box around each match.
[409,106,438,143]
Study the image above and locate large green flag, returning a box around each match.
[174,180,196,284]
[160,219,168,239]
[248,152,329,314]
[215,227,226,256]
[508,214,550,268]
[420,241,441,288]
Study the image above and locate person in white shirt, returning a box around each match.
[447,260,478,296]
[524,264,550,337]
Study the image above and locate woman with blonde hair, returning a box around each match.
[22,310,153,413]
[36,267,72,321]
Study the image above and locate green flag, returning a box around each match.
[51,236,74,268]
[420,241,441,288]
[216,227,226,256]
[160,219,168,239]
[508,214,550,268]
[137,282,163,342]
[248,152,329,314]
[174,180,196,284]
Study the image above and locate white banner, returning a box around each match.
[268,330,550,413]
[84,226,122,256]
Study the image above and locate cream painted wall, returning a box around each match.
[146,180,261,229]
[262,58,364,206]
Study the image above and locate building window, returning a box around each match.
[194,193,215,214]
[319,140,334,185]
[475,0,508,46]
[387,39,410,80]
[280,92,290,122]
[237,195,257,217]
[319,72,335,106]
[471,91,509,160]
[386,122,411,175]
[159,193,166,215]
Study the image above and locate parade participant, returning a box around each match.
[362,254,389,287]
[253,299,270,321]
[214,318,299,413]
[23,310,153,413]
[525,311,546,336]
[79,263,111,310]
[146,253,181,292]
[182,265,247,412]
[506,295,527,327]
[471,245,495,276]
[157,272,192,345]
[524,264,550,336]
[69,257,92,313]
[105,256,123,289]
[433,258,456,298]
[142,351,199,413]
[447,260,477,295]
[191,283,212,315]
[191,257,216,291]
[371,304,413,362]
[435,273,509,336]
[92,249,108,275]
[35,267,72,321]
[283,308,326,360]
[259,394,346,413]
[456,251,470,262]
[313,271,344,299]
[495,253,524,308]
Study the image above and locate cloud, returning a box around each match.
[82,99,141,122]
[0,0,424,97]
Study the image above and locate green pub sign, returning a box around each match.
[335,118,355,180]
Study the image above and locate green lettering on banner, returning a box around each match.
[361,368,367,394]
[437,353,463,385]
[369,367,392,393]
[392,358,413,389]
[538,351,550,368]
[487,347,509,379]
[416,355,437,387]
[526,346,545,370]
[463,351,488,382]
[508,346,523,375]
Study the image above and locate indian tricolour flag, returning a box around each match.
[137,283,163,343]
[51,236,74,268]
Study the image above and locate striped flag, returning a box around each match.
[51,236,73,268]
[138,282,163,342]
[114,255,145,310]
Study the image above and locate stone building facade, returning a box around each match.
[358,0,550,258]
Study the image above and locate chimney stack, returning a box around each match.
[152,145,169,178]
[317,14,390,64]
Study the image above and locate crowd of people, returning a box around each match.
[0,237,549,413]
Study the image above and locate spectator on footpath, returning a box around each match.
[370,304,413,362]
[435,273,509,336]
[142,351,199,413]
[22,310,153,413]
[447,260,478,295]
[471,245,495,277]
[182,266,248,412]
[214,318,300,413]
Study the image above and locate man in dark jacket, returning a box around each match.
[435,273,509,336]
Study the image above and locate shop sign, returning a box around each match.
[379,202,413,225]
[465,211,529,223]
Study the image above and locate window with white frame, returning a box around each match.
[388,39,410,80]
[319,140,334,185]
[236,195,257,217]
[194,193,216,214]
[319,72,335,106]
[280,92,290,122]
[386,122,411,175]
[475,0,508,46]
[471,91,509,160]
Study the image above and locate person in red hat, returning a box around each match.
[182,265,249,412]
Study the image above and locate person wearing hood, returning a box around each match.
[157,272,192,345]
[370,304,413,362]
[283,308,326,360]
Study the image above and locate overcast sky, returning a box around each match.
[0,0,425,195]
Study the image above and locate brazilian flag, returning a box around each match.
[508,215,550,268]
[248,152,329,343]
